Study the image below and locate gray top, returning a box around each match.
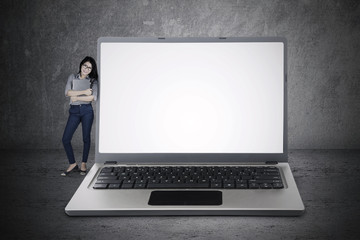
[65,74,98,105]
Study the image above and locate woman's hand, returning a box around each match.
[83,89,92,96]
[71,96,78,102]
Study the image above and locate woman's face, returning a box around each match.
[81,61,92,78]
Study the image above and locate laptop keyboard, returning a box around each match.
[93,166,284,190]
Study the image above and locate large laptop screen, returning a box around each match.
[99,41,284,154]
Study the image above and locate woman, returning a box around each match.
[61,56,98,176]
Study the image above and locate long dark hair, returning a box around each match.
[78,56,98,88]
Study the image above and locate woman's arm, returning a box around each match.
[71,95,95,102]
[66,89,92,97]
[69,88,93,102]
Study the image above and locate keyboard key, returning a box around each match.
[113,167,123,172]
[108,184,121,189]
[121,183,134,189]
[273,183,284,189]
[118,172,128,177]
[93,183,108,189]
[241,176,252,180]
[97,176,118,180]
[123,180,135,184]
[223,179,235,184]
[134,183,146,189]
[249,180,280,184]
[119,176,130,180]
[255,176,280,180]
[211,183,222,188]
[99,172,117,176]
[249,183,260,189]
[136,180,147,184]
[260,183,272,189]
[100,167,113,173]
[95,179,122,184]
[236,179,247,184]
[224,183,235,189]
[264,168,279,172]
[236,183,248,189]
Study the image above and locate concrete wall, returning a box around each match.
[1,0,359,149]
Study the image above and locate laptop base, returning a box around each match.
[65,163,304,216]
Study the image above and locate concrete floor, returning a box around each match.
[1,149,360,239]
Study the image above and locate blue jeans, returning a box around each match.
[62,104,94,164]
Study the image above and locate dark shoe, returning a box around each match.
[80,162,87,175]
[61,165,79,176]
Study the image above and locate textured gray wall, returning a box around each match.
[1,0,359,149]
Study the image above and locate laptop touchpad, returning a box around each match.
[148,191,222,205]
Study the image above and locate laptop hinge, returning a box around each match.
[104,161,117,165]
[265,161,278,165]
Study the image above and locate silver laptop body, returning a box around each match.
[65,37,305,216]
[72,79,90,91]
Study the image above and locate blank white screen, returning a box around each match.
[99,42,284,153]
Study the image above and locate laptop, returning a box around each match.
[72,79,90,92]
[65,37,305,216]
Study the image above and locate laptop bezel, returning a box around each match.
[95,37,288,164]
